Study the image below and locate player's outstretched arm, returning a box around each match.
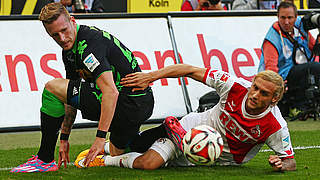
[121,64,207,91]
[58,104,77,169]
[268,155,296,171]
[84,71,119,166]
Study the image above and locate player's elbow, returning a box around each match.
[108,86,119,98]
[112,88,119,98]
[103,89,119,100]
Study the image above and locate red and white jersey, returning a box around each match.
[152,69,295,167]
[201,69,294,165]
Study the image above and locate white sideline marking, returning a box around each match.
[1,146,320,171]
[260,145,320,152]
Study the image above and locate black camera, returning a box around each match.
[302,12,320,56]
[302,12,320,31]
[203,0,221,7]
[305,74,320,100]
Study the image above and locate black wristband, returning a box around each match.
[96,130,107,138]
[60,133,70,140]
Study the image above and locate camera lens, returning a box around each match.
[74,0,86,13]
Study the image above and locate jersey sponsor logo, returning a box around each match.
[219,112,257,143]
[83,53,100,72]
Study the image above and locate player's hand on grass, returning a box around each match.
[84,137,105,167]
[58,140,70,169]
[120,72,151,92]
[268,155,282,171]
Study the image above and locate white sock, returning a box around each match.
[104,141,110,155]
[104,152,142,169]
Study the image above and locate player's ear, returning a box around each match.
[271,96,279,106]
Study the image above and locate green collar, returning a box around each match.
[71,24,80,54]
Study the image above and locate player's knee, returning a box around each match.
[44,79,56,92]
[44,78,64,93]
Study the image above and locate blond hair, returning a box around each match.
[254,70,284,105]
[39,2,70,24]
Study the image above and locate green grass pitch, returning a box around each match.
[0,120,319,179]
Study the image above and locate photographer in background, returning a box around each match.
[258,1,320,119]
[53,0,105,13]
[181,0,225,11]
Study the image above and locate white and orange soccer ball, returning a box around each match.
[182,125,224,166]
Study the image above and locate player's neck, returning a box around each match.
[245,104,268,115]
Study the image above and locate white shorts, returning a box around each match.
[149,110,212,167]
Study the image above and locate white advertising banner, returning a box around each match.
[2,15,313,129]
[171,16,278,111]
[0,20,66,128]
[0,17,187,128]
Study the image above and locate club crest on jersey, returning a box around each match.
[83,53,100,72]
[250,125,261,138]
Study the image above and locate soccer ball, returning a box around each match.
[182,125,223,166]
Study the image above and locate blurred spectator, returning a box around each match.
[181,0,225,10]
[52,0,105,13]
[53,0,73,12]
[290,0,320,9]
[258,1,320,118]
[232,0,281,10]
[233,0,320,10]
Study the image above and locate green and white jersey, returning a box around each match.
[62,24,141,93]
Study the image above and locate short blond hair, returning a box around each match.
[39,2,70,24]
[254,70,284,104]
